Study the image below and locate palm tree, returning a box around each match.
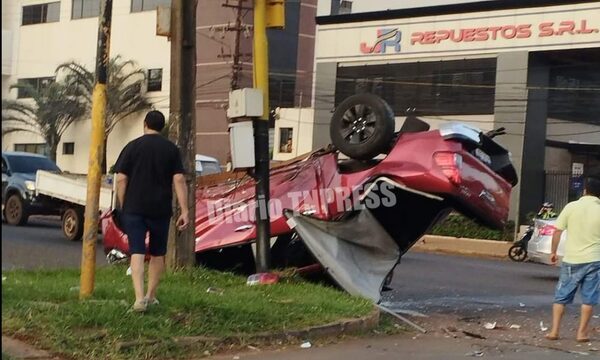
[2,81,88,162]
[57,56,152,173]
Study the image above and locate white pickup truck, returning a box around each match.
[35,170,115,241]
[35,154,221,241]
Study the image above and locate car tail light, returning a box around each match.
[539,224,556,236]
[434,152,463,184]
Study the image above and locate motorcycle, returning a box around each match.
[508,202,557,262]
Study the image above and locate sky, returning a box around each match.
[316,0,493,16]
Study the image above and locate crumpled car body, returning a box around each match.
[102,121,517,301]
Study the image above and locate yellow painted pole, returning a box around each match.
[253,0,269,120]
[253,0,271,272]
[80,0,112,299]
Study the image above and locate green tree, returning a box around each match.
[2,81,88,162]
[57,56,152,173]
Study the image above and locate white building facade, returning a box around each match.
[1,0,171,174]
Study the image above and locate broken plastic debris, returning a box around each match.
[510,324,521,329]
[300,341,312,349]
[484,322,497,330]
[247,273,279,286]
[540,321,548,332]
[126,266,132,276]
[465,350,484,357]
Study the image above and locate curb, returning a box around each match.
[2,308,380,358]
[412,235,512,259]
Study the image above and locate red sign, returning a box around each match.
[411,20,598,45]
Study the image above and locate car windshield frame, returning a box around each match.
[5,154,60,174]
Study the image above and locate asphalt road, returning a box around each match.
[384,251,559,313]
[1,216,106,270]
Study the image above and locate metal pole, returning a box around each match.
[253,0,271,272]
[80,0,112,299]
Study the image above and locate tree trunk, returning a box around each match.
[101,137,108,174]
[49,142,58,163]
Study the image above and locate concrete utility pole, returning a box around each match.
[166,0,198,268]
[80,0,112,299]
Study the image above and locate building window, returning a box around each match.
[16,77,55,99]
[22,2,60,25]
[279,128,293,153]
[147,68,163,92]
[335,58,496,116]
[14,143,49,156]
[131,0,170,12]
[63,142,75,155]
[72,0,100,19]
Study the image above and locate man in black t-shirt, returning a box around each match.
[114,110,189,312]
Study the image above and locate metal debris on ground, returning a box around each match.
[300,341,312,349]
[376,304,427,334]
[462,331,486,340]
[483,322,497,330]
[442,327,458,338]
[465,350,484,357]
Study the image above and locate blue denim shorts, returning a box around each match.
[122,213,171,256]
[554,261,600,305]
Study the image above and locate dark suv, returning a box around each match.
[2,151,62,225]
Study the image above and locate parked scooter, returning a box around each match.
[508,202,557,262]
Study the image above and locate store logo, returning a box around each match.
[360,28,402,54]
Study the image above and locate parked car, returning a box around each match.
[195,154,221,176]
[2,151,62,225]
[526,218,567,265]
[102,94,518,301]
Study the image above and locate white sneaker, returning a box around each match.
[144,297,159,306]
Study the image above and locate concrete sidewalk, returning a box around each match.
[206,333,585,360]
[412,235,512,259]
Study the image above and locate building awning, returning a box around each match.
[546,139,600,155]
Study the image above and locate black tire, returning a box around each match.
[508,244,527,262]
[4,193,29,226]
[330,93,395,160]
[62,206,84,241]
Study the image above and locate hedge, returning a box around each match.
[428,213,515,241]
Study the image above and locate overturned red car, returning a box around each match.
[102,94,517,302]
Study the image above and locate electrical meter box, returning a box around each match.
[227,88,263,118]
[229,121,255,168]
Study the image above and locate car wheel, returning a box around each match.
[508,244,527,262]
[330,93,395,160]
[4,194,29,226]
[62,207,84,241]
